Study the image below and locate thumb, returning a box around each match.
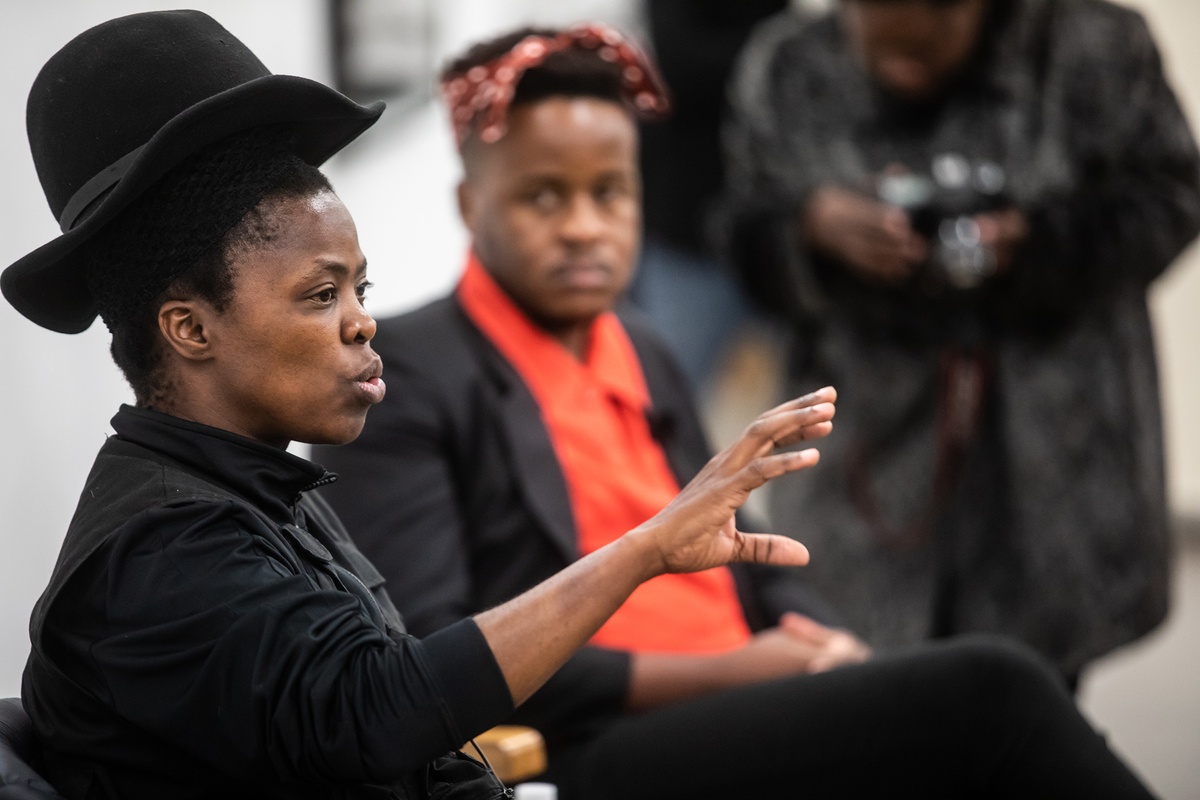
[733,533,809,567]
[778,611,833,644]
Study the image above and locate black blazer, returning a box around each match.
[315,296,834,745]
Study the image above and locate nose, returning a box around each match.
[344,301,377,344]
[559,194,605,244]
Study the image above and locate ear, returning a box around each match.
[158,300,216,362]
[456,179,477,235]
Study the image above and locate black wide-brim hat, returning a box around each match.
[1,9,385,333]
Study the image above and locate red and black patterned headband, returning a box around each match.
[441,23,671,147]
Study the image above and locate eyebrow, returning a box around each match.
[301,257,369,281]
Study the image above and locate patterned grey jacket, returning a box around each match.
[720,0,1200,673]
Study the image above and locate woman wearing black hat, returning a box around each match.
[0,9,1158,800]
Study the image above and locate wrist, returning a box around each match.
[620,524,669,584]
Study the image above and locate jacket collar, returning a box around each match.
[110,404,332,523]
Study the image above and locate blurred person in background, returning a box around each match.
[719,0,1200,691]
[627,0,788,395]
[315,23,1159,799]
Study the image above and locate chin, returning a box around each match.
[300,417,369,447]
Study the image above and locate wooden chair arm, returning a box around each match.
[465,725,547,784]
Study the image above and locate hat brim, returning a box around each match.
[1,74,385,333]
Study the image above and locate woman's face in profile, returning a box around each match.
[198,190,385,448]
[841,0,990,101]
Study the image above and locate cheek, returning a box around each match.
[247,327,330,389]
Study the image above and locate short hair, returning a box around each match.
[440,27,628,119]
[86,128,332,406]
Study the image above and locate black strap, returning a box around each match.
[58,145,144,232]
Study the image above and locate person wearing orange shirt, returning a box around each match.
[314,23,1155,799]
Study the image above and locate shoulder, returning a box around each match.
[730,8,846,124]
[1040,0,1157,62]
[736,9,836,82]
[616,304,691,394]
[42,444,291,624]
[74,438,248,530]
[371,296,474,365]
[370,295,496,394]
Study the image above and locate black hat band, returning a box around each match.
[58,145,144,233]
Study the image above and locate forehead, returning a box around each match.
[227,191,363,285]
[466,97,638,176]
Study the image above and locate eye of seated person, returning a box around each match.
[458,96,640,355]
[842,0,990,101]
[158,189,384,448]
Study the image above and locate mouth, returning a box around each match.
[554,259,613,290]
[353,360,386,405]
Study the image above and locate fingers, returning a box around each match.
[735,448,822,496]
[773,419,833,450]
[702,388,834,493]
[727,399,835,466]
[807,633,873,674]
[778,611,834,645]
[758,386,837,416]
[730,532,809,567]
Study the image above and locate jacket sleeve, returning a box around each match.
[714,12,835,325]
[88,500,513,788]
[996,6,1200,323]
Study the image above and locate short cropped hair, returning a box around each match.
[86,128,332,406]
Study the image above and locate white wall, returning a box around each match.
[2,0,1198,703]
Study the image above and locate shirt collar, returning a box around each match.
[456,250,649,413]
[110,404,332,521]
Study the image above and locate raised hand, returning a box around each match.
[477,387,836,705]
[631,386,836,577]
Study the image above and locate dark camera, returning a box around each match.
[877,153,1008,290]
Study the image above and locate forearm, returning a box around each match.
[475,530,660,705]
[625,651,740,711]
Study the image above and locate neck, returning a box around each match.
[554,324,592,361]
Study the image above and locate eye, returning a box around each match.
[527,187,562,213]
[356,280,373,303]
[310,286,337,305]
[595,180,631,207]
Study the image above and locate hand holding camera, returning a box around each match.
[804,153,1027,292]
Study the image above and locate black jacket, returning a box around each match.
[315,297,835,749]
[22,405,512,800]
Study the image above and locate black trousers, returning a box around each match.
[549,637,1153,799]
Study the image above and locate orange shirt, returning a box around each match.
[456,253,751,654]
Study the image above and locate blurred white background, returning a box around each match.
[1,1,1197,796]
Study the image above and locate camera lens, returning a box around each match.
[931,153,971,189]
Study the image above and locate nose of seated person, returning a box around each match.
[157,189,385,448]
[841,0,990,101]
[457,96,640,358]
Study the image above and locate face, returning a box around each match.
[185,190,384,448]
[459,97,640,342]
[841,0,990,100]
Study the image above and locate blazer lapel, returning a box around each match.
[454,304,579,563]
[496,383,579,563]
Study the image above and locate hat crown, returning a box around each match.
[27,10,271,221]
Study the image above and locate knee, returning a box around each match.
[945,634,1068,704]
